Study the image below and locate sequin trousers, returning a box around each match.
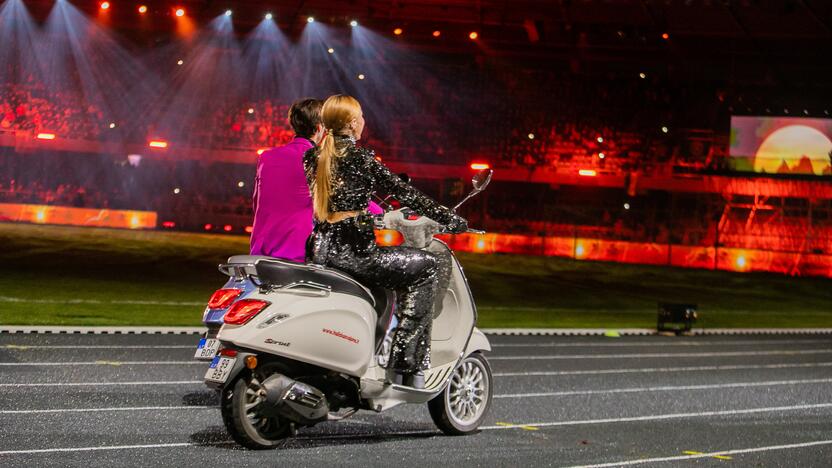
[309,214,439,372]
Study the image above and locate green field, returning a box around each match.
[1,223,830,328]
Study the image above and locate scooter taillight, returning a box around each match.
[224,299,270,325]
[207,288,242,309]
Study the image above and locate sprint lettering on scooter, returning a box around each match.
[264,338,291,347]
[322,328,359,344]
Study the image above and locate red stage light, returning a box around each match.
[175,8,185,17]
[662,33,670,40]
[204,223,213,231]
[256,148,268,155]
[161,221,176,228]
[469,32,479,40]
[138,5,147,14]
[223,224,233,232]
[470,162,490,170]
[36,133,56,140]
[100,2,110,10]
[375,156,382,162]
[474,237,487,252]
[393,28,403,36]
[148,140,168,148]
[432,30,441,37]
[244,226,253,234]
[578,169,597,176]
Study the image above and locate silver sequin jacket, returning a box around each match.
[303,136,463,229]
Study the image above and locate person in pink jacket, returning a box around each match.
[250,98,381,262]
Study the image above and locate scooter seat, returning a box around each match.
[254,258,376,308]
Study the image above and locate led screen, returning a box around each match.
[730,116,832,176]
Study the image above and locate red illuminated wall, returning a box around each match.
[376,231,832,278]
[0,203,157,229]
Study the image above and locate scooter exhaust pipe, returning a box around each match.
[259,374,329,425]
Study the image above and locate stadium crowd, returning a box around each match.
[0,81,105,140]
[0,65,734,174]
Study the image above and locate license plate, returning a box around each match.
[204,356,236,383]
[194,338,220,360]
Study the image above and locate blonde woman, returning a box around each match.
[303,95,467,388]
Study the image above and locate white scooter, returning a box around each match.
[201,169,494,449]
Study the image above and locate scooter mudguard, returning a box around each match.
[464,327,492,355]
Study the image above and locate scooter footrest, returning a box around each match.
[387,383,439,396]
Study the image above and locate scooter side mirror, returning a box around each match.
[471,169,493,192]
[452,169,494,212]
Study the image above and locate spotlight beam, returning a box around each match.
[42,0,165,151]
[243,17,292,102]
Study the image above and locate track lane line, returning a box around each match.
[490,349,832,360]
[3,362,832,386]
[4,377,831,395]
[491,339,832,348]
[10,349,823,366]
[0,443,198,455]
[494,361,832,377]
[0,361,204,366]
[5,386,832,415]
[1,405,218,415]
[3,404,832,455]
[479,402,832,430]
[2,345,195,350]
[0,380,203,388]
[565,439,832,468]
[494,378,832,398]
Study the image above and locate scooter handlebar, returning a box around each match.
[376,209,486,238]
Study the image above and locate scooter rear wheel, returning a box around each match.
[428,352,493,435]
[221,363,293,449]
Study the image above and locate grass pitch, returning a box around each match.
[1,223,830,329]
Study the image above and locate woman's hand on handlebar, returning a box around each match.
[446,215,468,234]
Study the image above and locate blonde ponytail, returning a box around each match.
[313,132,336,221]
[311,94,363,222]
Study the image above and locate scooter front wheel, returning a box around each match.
[428,352,493,435]
[220,364,293,449]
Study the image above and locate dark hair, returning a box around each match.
[288,98,323,139]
